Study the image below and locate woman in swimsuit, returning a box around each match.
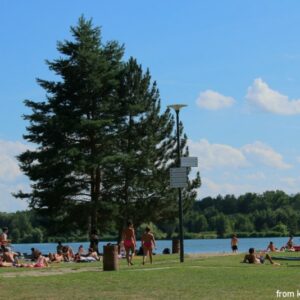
[141,226,156,265]
[34,254,49,267]
[121,221,136,266]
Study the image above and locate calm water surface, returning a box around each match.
[12,236,299,255]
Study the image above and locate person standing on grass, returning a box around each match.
[56,241,63,254]
[141,226,156,265]
[0,227,11,246]
[121,221,136,266]
[286,236,294,250]
[90,229,100,254]
[231,234,239,253]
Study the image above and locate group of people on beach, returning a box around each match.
[241,236,300,266]
[2,225,298,268]
[0,226,100,267]
[230,234,299,265]
[231,234,296,254]
[0,227,49,268]
[47,241,101,263]
[0,223,157,267]
[265,236,296,252]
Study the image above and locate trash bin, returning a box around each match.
[103,244,119,271]
[172,238,180,254]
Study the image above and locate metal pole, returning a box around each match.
[175,109,184,263]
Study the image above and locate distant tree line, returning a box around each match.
[2,190,300,243]
[182,190,300,238]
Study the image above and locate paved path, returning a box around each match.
[0,266,100,278]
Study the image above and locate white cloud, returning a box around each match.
[280,177,299,188]
[196,90,235,110]
[241,141,291,169]
[0,140,31,212]
[188,139,248,170]
[0,140,31,181]
[187,138,294,199]
[246,78,300,115]
[0,154,21,181]
[0,182,29,212]
[198,175,300,199]
[188,139,291,171]
[199,178,254,198]
[245,172,266,180]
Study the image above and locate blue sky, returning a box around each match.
[2,0,300,211]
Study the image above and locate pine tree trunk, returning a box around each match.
[90,167,101,231]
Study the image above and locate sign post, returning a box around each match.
[169,156,198,263]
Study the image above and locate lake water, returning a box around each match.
[11,236,298,255]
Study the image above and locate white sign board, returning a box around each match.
[170,167,188,188]
[181,157,198,167]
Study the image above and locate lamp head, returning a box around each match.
[168,104,187,112]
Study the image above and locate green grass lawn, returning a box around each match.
[0,252,300,299]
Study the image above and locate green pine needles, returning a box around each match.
[15,16,201,237]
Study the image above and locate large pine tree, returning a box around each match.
[102,57,179,238]
[15,17,201,236]
[16,17,124,232]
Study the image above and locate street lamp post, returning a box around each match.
[168,104,187,263]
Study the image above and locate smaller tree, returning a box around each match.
[215,214,232,237]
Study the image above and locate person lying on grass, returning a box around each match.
[48,252,64,263]
[0,254,48,268]
[49,246,74,262]
[280,236,296,252]
[243,248,280,265]
[33,253,49,267]
[73,247,101,262]
[2,247,19,264]
[62,245,75,262]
